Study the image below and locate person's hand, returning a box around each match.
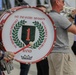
[71,9,76,18]
[4,51,15,61]
[0,51,14,74]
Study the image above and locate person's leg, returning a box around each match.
[36,58,49,75]
[0,69,2,75]
[48,53,65,75]
[36,62,42,75]
[66,53,76,75]
[48,52,76,75]
[48,55,56,75]
[20,63,30,75]
[71,41,76,55]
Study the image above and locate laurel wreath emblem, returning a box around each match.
[32,21,45,48]
[12,20,45,49]
[12,20,26,47]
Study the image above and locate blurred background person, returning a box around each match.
[71,10,76,55]
[15,0,30,75]
[36,5,49,75]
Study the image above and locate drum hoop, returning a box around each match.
[1,6,56,64]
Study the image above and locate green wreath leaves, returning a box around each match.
[12,20,45,49]
[32,21,45,49]
[12,20,26,48]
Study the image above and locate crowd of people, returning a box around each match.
[0,0,76,75]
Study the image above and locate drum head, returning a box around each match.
[1,6,56,64]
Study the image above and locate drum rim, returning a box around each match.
[1,6,56,64]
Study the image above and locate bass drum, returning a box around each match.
[1,6,56,64]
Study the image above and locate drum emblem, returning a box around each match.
[12,20,45,49]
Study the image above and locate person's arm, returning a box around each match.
[4,51,14,61]
[67,9,76,34]
[68,15,74,23]
[0,50,14,61]
[67,24,76,34]
[68,9,76,23]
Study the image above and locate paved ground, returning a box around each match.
[4,33,74,75]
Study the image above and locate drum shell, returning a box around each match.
[1,6,56,63]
